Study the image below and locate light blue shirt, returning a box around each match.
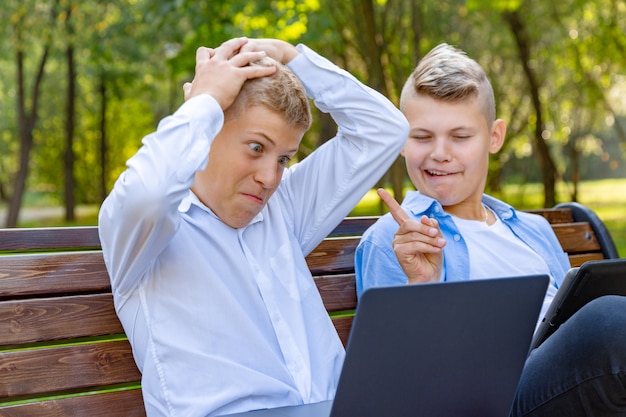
[355,191,571,298]
[98,45,408,417]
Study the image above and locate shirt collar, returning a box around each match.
[402,190,440,216]
[401,190,516,220]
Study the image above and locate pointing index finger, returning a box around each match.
[377,188,410,226]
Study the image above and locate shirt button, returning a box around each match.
[454,234,461,241]
[434,206,441,213]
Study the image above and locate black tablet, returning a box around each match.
[531,258,626,349]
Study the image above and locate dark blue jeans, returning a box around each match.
[511,295,626,416]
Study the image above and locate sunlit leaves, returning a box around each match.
[231,0,317,40]
[1,0,626,210]
[466,0,522,12]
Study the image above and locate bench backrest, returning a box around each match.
[0,202,618,416]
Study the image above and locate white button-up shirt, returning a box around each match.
[99,44,408,417]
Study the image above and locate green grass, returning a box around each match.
[350,178,626,257]
[12,205,99,228]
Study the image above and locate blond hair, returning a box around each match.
[224,57,312,131]
[400,43,495,124]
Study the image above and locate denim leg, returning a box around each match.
[511,295,626,417]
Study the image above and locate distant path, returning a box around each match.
[0,205,99,226]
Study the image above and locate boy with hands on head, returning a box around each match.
[356,43,626,417]
[99,37,408,417]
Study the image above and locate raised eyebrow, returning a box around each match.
[252,132,274,145]
[409,128,433,136]
[450,126,475,133]
[250,132,298,155]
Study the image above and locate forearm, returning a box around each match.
[99,95,224,296]
[290,44,407,153]
[284,45,409,252]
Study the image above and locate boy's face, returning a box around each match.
[194,105,304,229]
[401,93,505,211]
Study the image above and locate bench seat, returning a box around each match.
[0,202,619,416]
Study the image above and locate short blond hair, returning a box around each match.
[400,43,495,124]
[225,57,312,131]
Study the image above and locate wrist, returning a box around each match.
[281,43,299,64]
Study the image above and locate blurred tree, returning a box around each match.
[502,7,559,207]
[86,0,173,202]
[549,0,626,199]
[62,0,76,221]
[2,0,60,227]
[302,0,472,203]
[1,0,626,222]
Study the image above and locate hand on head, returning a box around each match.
[377,188,446,283]
[183,37,282,110]
[239,38,299,65]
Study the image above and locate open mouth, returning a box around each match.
[425,169,454,177]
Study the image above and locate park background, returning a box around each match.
[0,0,625,255]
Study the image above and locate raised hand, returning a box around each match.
[377,188,446,283]
[183,37,278,110]
[239,38,299,65]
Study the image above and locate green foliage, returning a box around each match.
[0,0,625,223]
[466,0,522,11]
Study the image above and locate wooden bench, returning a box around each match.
[0,202,619,416]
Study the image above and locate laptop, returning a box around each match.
[219,275,549,417]
[531,258,626,349]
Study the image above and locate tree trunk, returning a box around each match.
[356,0,411,205]
[504,10,558,207]
[388,1,424,203]
[0,161,6,201]
[570,141,579,202]
[409,0,422,69]
[357,0,387,95]
[64,5,76,222]
[99,74,108,202]
[6,32,51,227]
[6,2,57,227]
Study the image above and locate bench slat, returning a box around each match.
[0,252,110,300]
[568,253,606,268]
[551,223,601,254]
[0,388,145,417]
[314,274,357,312]
[306,237,360,275]
[0,340,140,399]
[0,226,100,252]
[526,208,573,224]
[0,294,122,346]
[328,216,379,237]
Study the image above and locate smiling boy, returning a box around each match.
[99,37,408,417]
[355,43,626,416]
[356,43,568,299]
